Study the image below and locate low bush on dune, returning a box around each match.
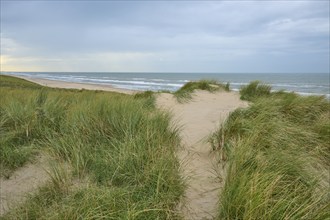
[210,82,330,219]
[1,75,184,219]
[174,79,230,103]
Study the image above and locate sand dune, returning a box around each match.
[2,76,247,218]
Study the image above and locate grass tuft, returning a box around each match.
[239,80,271,101]
[134,90,156,109]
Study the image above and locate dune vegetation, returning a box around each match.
[2,76,329,219]
[239,80,271,101]
[0,75,184,219]
[210,81,330,219]
[173,79,230,103]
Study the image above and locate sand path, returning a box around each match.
[157,90,247,220]
[0,155,49,215]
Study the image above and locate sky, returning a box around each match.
[0,0,329,73]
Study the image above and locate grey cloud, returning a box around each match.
[1,1,329,73]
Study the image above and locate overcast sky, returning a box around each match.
[1,1,329,73]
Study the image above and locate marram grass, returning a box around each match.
[1,75,184,219]
[211,82,330,220]
[239,80,271,101]
[174,79,230,103]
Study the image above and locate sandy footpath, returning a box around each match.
[0,155,49,215]
[157,91,248,220]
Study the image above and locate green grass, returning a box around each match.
[0,74,43,90]
[134,90,156,109]
[239,80,271,101]
[1,76,184,219]
[174,80,230,103]
[210,83,330,219]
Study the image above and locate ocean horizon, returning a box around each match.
[2,71,329,98]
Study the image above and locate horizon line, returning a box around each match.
[1,71,329,75]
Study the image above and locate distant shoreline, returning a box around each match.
[5,74,136,95]
[2,72,329,98]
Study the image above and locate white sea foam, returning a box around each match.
[2,72,328,97]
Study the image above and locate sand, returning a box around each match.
[0,155,49,215]
[157,91,248,220]
[1,76,248,218]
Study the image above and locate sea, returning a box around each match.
[2,72,329,98]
